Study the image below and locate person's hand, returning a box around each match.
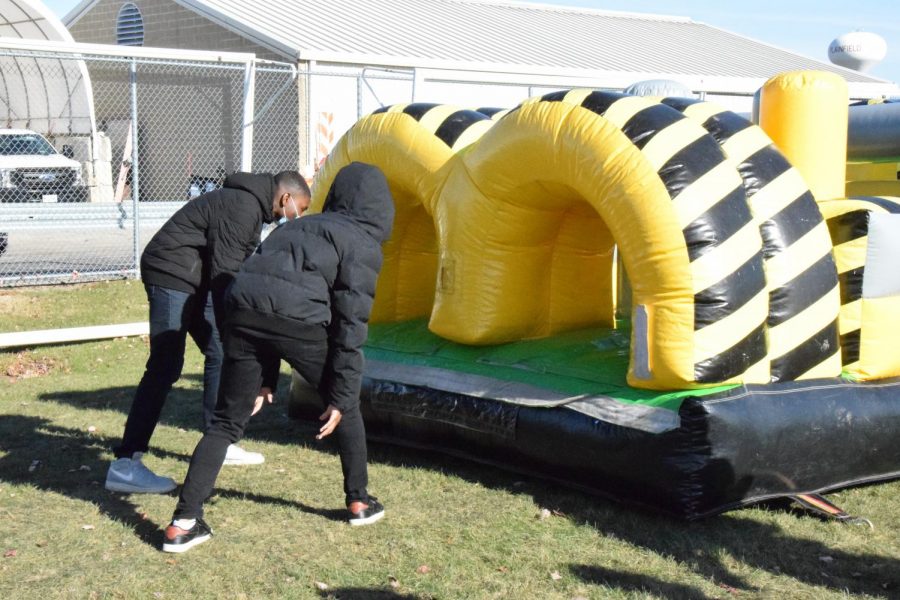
[251,386,274,416]
[316,404,342,439]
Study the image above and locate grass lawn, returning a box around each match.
[1,281,899,599]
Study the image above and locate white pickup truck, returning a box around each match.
[0,129,88,204]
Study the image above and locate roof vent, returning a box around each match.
[116,3,144,46]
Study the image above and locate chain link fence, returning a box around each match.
[0,45,298,287]
[0,42,757,289]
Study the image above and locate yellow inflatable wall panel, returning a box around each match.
[759,71,848,202]
[846,161,898,182]
[845,180,900,197]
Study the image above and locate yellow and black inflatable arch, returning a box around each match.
[430,91,769,388]
[313,91,846,390]
[659,98,841,381]
[310,103,496,323]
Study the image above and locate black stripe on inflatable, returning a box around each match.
[840,328,861,366]
[838,266,865,305]
[402,103,441,121]
[737,147,791,195]
[580,91,630,117]
[658,135,727,197]
[760,192,823,257]
[700,111,753,145]
[768,254,838,328]
[694,322,768,383]
[848,196,900,214]
[770,320,840,382]
[540,90,569,102]
[621,104,686,150]
[826,210,870,245]
[433,110,490,148]
[683,185,752,261]
[694,250,766,329]
[475,107,504,117]
[660,97,703,112]
[371,106,390,114]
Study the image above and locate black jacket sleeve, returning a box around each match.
[207,202,261,319]
[320,245,376,412]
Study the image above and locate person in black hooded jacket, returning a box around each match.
[105,171,311,495]
[161,162,394,553]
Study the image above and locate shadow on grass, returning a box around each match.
[27,386,900,596]
[293,423,900,598]
[316,589,426,599]
[0,413,347,554]
[0,415,164,546]
[36,372,293,436]
[210,488,347,523]
[569,564,713,600]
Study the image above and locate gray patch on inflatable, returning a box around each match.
[863,213,900,299]
[632,305,651,380]
[364,359,680,434]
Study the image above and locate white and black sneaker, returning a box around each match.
[348,497,385,526]
[161,518,212,553]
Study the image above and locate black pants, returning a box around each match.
[114,285,222,459]
[174,327,369,519]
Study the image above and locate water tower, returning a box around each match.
[828,31,887,72]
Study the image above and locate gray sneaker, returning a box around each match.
[105,452,177,494]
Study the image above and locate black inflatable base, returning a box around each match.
[289,374,900,520]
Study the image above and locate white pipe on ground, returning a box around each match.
[0,322,149,349]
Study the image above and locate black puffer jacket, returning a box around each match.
[226,162,395,411]
[140,172,275,301]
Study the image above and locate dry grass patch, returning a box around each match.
[3,351,66,381]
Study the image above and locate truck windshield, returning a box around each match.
[0,134,57,156]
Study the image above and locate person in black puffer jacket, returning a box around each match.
[162,162,395,553]
[106,171,311,495]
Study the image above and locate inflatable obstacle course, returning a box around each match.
[292,70,900,518]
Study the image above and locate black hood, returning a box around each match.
[224,172,275,223]
[322,162,394,243]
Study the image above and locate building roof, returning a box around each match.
[65,0,894,89]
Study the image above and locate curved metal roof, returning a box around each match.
[67,0,893,89]
[1,0,96,135]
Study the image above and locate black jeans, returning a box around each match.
[173,327,369,519]
[114,285,223,458]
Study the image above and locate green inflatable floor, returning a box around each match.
[364,319,737,414]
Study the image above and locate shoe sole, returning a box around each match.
[105,480,177,494]
[162,533,211,553]
[349,509,385,526]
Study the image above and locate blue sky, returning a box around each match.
[44,0,898,84]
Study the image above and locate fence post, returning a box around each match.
[356,72,363,121]
[241,60,256,171]
[129,58,142,279]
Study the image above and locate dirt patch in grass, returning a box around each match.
[4,351,65,381]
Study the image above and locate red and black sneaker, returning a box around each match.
[348,497,385,526]
[162,518,212,553]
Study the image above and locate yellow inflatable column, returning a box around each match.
[759,71,848,201]
[820,196,900,380]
